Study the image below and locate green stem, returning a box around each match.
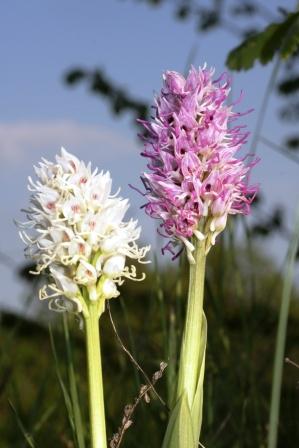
[84,301,107,448]
[176,237,206,408]
[268,207,299,448]
[250,56,280,157]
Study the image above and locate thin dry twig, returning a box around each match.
[285,357,299,369]
[209,412,232,445]
[107,301,167,407]
[109,362,167,448]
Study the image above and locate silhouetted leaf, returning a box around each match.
[280,101,299,120]
[251,192,263,208]
[112,92,127,115]
[251,208,284,237]
[251,224,271,237]
[18,263,36,282]
[242,28,259,39]
[90,70,113,96]
[148,0,163,5]
[64,67,149,125]
[136,104,148,120]
[281,16,299,58]
[176,5,190,20]
[231,2,256,16]
[227,11,299,71]
[65,69,86,85]
[286,136,299,150]
[278,75,299,95]
[198,9,219,31]
[278,7,289,17]
[271,208,283,229]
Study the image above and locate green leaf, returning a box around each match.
[63,315,86,448]
[281,16,299,58]
[32,404,56,435]
[162,393,195,448]
[191,313,207,444]
[48,325,76,436]
[167,308,178,408]
[226,11,299,71]
[9,400,36,448]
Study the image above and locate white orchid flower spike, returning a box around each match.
[19,148,150,316]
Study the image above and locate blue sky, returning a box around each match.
[0,0,298,315]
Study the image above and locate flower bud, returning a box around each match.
[211,197,226,217]
[102,278,119,299]
[50,265,79,297]
[103,255,126,278]
[74,260,97,285]
[210,214,227,233]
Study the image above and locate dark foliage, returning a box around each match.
[65,68,149,124]
[1,241,299,447]
[226,11,299,70]
[286,136,299,150]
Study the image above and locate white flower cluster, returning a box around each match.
[19,148,150,313]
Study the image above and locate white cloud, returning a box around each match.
[0,120,137,163]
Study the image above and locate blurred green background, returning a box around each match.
[1,234,299,447]
[1,1,299,447]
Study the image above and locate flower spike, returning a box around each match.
[19,148,150,314]
[138,66,258,261]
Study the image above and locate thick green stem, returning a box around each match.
[176,237,206,408]
[85,302,107,448]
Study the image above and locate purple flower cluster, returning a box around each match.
[139,66,258,263]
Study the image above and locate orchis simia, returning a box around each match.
[138,66,258,447]
[18,148,150,448]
